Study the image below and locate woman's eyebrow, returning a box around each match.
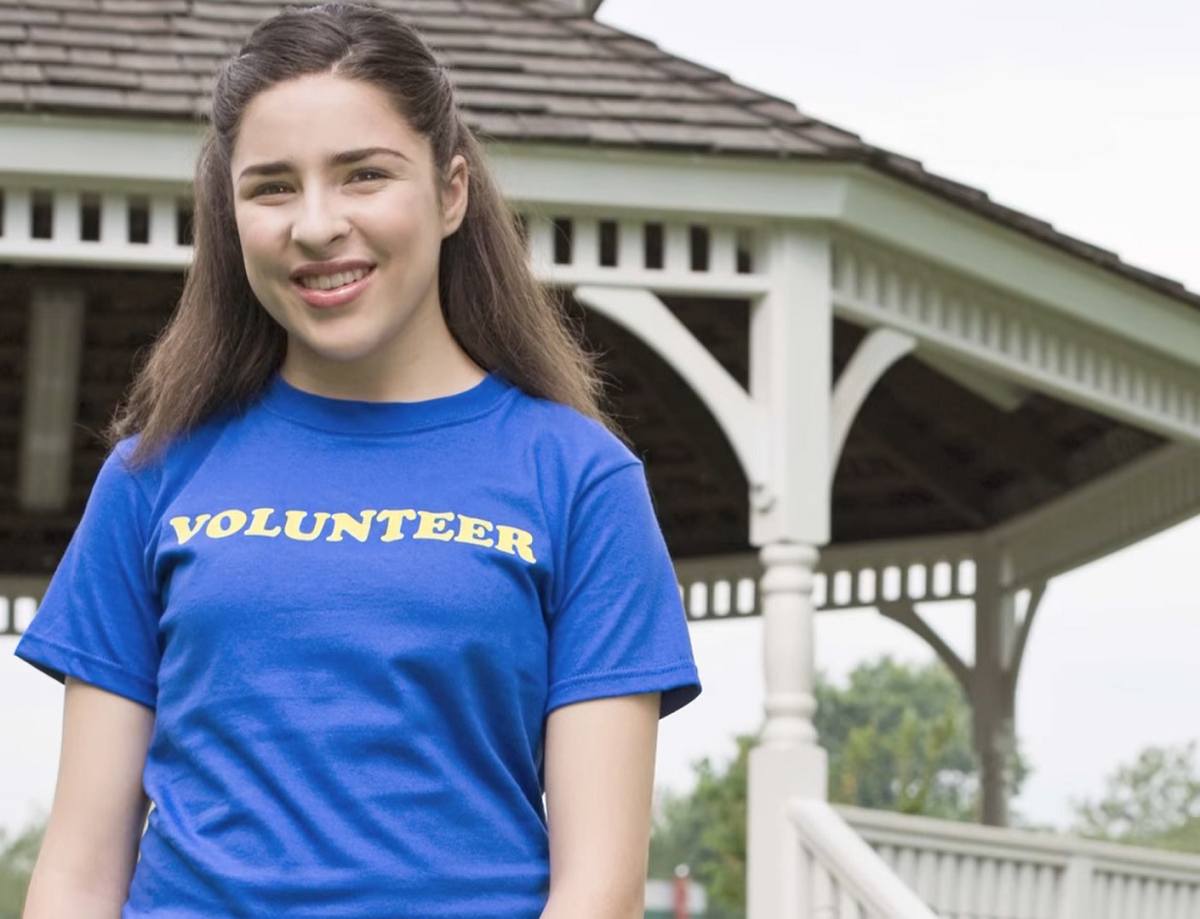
[237,147,410,180]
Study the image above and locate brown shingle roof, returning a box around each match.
[2,0,1198,311]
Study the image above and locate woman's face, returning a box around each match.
[229,71,468,382]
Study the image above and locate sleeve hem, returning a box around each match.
[545,659,701,720]
[13,633,157,710]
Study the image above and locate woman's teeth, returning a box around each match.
[298,267,373,290]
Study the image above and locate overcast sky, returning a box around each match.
[595,0,1200,830]
[3,0,1199,839]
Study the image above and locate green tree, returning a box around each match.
[1070,740,1200,854]
[0,812,45,919]
[648,655,1032,918]
[650,733,752,919]
[815,655,1030,821]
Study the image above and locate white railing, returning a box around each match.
[0,577,50,637]
[0,181,194,268]
[838,803,1200,919]
[788,798,940,919]
[672,531,981,621]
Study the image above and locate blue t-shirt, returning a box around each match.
[13,367,702,918]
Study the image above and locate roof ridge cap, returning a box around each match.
[529,0,607,17]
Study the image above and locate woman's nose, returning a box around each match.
[290,192,351,247]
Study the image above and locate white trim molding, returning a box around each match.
[830,234,1200,445]
[4,110,1198,359]
[990,441,1200,587]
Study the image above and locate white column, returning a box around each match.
[757,543,824,751]
[748,542,829,917]
[747,227,831,548]
[746,226,834,919]
[972,546,1018,826]
[19,284,86,511]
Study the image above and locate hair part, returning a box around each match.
[105,0,632,470]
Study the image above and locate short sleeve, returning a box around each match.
[546,460,702,720]
[13,440,161,709]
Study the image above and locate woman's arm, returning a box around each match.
[540,691,660,919]
[22,677,154,919]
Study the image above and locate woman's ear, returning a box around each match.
[441,154,469,238]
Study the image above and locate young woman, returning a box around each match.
[14,3,702,917]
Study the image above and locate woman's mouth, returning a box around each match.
[291,266,377,309]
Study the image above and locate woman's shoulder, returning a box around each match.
[106,406,241,516]
[508,387,643,502]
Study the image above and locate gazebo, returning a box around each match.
[3,0,1199,915]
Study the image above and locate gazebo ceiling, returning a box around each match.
[573,287,1164,559]
[4,262,1165,576]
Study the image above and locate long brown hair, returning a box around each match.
[106,0,629,470]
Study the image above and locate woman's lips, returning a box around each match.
[291,266,376,309]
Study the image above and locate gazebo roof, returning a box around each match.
[1,0,1197,313]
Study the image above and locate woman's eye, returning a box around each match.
[252,169,386,197]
